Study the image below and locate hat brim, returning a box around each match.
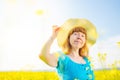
[57,18,98,48]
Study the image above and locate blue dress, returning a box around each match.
[56,52,95,80]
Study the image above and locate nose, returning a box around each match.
[77,34,81,39]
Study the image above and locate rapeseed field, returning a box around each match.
[0,69,120,80]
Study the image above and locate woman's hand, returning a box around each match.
[52,25,60,38]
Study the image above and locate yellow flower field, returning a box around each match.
[0,69,120,80]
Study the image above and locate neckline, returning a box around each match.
[66,55,87,65]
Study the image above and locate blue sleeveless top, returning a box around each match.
[56,52,95,80]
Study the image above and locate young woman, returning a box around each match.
[39,19,98,80]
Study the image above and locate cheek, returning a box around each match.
[69,36,74,44]
[83,38,86,44]
[69,37,72,44]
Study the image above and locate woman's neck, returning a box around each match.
[69,48,80,57]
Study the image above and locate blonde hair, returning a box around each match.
[62,26,89,57]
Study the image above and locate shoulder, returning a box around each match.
[58,51,67,62]
[54,51,66,59]
[56,51,68,67]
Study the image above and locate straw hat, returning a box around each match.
[57,18,98,48]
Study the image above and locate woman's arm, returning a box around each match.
[39,25,60,67]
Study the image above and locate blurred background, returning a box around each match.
[0,0,120,79]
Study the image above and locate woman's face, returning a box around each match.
[69,32,86,49]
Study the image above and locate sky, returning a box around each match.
[0,0,120,71]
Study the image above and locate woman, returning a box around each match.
[39,18,98,80]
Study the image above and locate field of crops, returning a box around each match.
[0,69,120,80]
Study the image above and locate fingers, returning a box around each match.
[52,25,60,32]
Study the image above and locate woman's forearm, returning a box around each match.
[39,25,60,66]
[41,36,55,55]
[39,35,56,63]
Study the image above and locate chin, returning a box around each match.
[72,43,84,49]
[78,45,84,48]
[74,45,83,49]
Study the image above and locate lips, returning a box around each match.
[74,40,82,44]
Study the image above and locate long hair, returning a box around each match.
[62,26,89,57]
